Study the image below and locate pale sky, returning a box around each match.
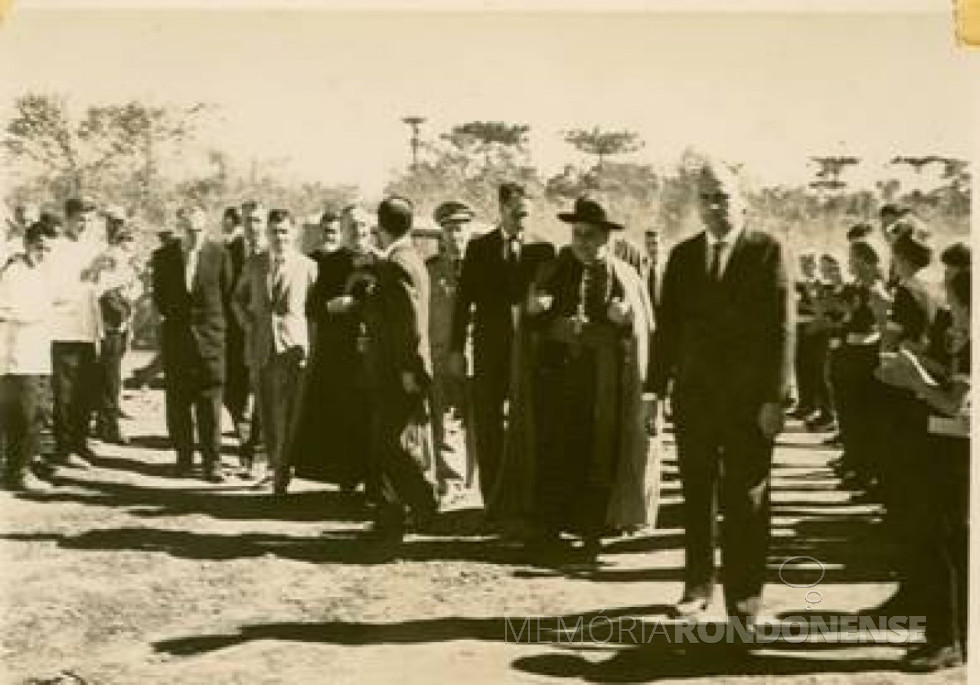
[0,6,974,198]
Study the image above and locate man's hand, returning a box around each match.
[527,294,554,316]
[447,351,466,378]
[607,299,633,326]
[326,295,354,314]
[401,370,421,395]
[758,402,785,441]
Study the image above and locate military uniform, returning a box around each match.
[427,251,467,483]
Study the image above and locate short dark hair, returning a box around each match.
[849,239,883,267]
[267,209,291,226]
[891,232,933,272]
[498,182,528,205]
[320,208,340,225]
[64,197,95,218]
[879,204,906,221]
[377,196,413,238]
[39,211,63,231]
[223,206,242,226]
[940,241,971,270]
[25,220,58,244]
[948,269,971,309]
[846,223,874,241]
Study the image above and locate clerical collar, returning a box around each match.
[382,234,413,259]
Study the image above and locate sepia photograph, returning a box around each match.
[0,1,973,683]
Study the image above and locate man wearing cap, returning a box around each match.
[152,206,233,482]
[47,197,104,468]
[651,159,793,629]
[361,196,439,541]
[449,182,555,515]
[91,206,140,444]
[427,200,474,490]
[525,196,658,559]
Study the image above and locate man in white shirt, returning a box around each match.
[0,222,58,491]
[49,198,104,468]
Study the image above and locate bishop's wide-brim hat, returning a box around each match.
[557,197,624,231]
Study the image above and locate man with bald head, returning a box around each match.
[651,159,794,632]
[152,206,233,481]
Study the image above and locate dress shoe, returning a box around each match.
[671,595,712,619]
[73,445,99,461]
[97,427,130,446]
[2,472,51,492]
[52,453,92,470]
[823,433,844,447]
[806,412,836,433]
[174,460,194,478]
[903,642,963,672]
[203,467,226,483]
[365,518,406,543]
[786,405,813,420]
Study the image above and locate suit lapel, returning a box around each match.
[721,229,749,288]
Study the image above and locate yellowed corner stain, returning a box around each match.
[956,0,980,47]
[0,0,12,26]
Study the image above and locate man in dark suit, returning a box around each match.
[448,182,555,511]
[152,206,233,482]
[366,196,439,540]
[650,160,794,628]
[643,227,661,309]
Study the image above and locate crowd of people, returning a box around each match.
[787,205,971,670]
[0,158,970,671]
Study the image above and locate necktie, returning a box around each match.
[506,236,520,265]
[270,255,285,301]
[709,242,725,283]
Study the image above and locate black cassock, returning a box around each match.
[290,247,375,488]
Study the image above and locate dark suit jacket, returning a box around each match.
[450,227,555,368]
[151,239,233,385]
[650,228,794,411]
[385,239,432,381]
[225,235,248,363]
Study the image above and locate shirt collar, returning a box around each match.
[225,227,245,242]
[182,236,203,254]
[383,234,413,259]
[499,225,523,242]
[705,223,744,248]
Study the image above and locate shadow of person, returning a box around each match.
[512,638,904,682]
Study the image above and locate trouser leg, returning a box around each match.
[719,411,773,617]
[674,405,721,601]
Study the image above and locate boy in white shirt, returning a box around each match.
[0,222,58,491]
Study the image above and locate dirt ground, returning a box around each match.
[0,357,969,684]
